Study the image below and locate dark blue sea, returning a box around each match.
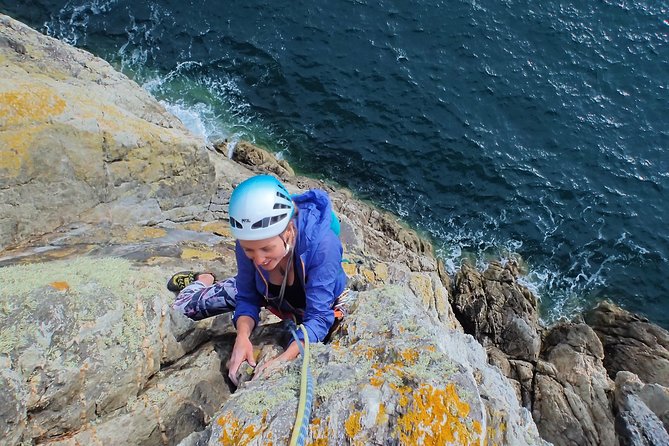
[3,0,668,327]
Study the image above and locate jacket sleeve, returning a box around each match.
[232,242,263,328]
[298,230,343,343]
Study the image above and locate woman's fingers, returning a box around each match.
[227,337,255,385]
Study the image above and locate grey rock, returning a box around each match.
[533,322,617,446]
[0,368,27,446]
[586,301,669,387]
[0,14,216,250]
[614,371,669,446]
[205,285,549,446]
[453,261,541,362]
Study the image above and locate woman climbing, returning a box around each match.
[168,174,349,384]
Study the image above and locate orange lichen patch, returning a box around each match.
[125,227,167,242]
[486,421,506,446]
[181,247,222,261]
[370,360,404,388]
[307,417,331,446]
[344,411,365,446]
[50,281,70,291]
[368,347,420,388]
[376,403,389,425]
[217,413,260,446]
[364,346,385,360]
[0,85,67,128]
[396,383,481,446]
[369,375,384,387]
[400,349,419,364]
[390,383,413,407]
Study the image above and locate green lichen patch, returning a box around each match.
[234,376,298,417]
[0,257,164,358]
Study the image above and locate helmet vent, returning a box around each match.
[229,217,243,229]
[273,203,291,210]
[276,191,291,201]
[251,213,287,229]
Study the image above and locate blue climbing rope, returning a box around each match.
[288,323,313,446]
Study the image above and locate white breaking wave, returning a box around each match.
[43,0,119,45]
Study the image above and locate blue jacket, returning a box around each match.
[232,189,348,342]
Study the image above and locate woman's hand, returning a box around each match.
[227,316,257,385]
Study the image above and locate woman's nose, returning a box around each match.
[253,255,266,266]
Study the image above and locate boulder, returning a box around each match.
[614,371,669,446]
[224,140,295,179]
[586,301,669,387]
[533,322,617,446]
[452,261,541,362]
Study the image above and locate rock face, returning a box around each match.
[451,262,669,446]
[0,14,216,250]
[533,323,617,446]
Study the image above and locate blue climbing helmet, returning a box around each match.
[228,175,295,240]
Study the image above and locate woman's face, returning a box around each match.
[239,235,289,271]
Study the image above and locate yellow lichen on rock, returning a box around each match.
[341,261,357,277]
[180,247,222,261]
[217,413,260,446]
[374,262,389,282]
[376,403,389,425]
[0,126,41,174]
[396,383,481,446]
[344,410,365,446]
[183,221,231,237]
[409,272,434,309]
[0,84,66,128]
[125,227,168,242]
[307,417,331,446]
[361,268,376,283]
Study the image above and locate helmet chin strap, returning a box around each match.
[276,229,296,311]
[277,242,294,312]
